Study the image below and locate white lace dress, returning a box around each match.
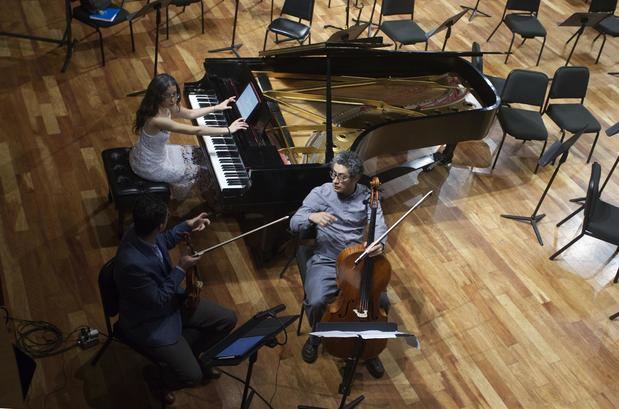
[130,128,203,200]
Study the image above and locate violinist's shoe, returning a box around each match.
[365,357,385,379]
[302,336,319,363]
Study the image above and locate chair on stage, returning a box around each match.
[591,0,619,63]
[147,0,205,39]
[543,66,601,164]
[486,0,547,66]
[471,42,506,97]
[91,258,169,407]
[263,0,315,51]
[374,0,428,50]
[65,0,136,67]
[550,162,619,263]
[492,69,549,173]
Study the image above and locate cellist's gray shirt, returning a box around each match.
[290,182,388,260]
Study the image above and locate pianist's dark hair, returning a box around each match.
[331,150,363,178]
[133,73,181,134]
[133,194,168,237]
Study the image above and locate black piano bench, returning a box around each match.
[102,148,170,238]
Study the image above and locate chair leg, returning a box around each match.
[487,21,502,42]
[91,337,114,366]
[534,139,548,174]
[536,36,546,66]
[96,28,105,66]
[201,0,205,33]
[587,131,600,164]
[166,7,170,40]
[549,233,585,260]
[424,41,428,51]
[610,312,619,320]
[595,35,607,64]
[263,30,269,51]
[297,301,305,336]
[130,22,135,52]
[556,204,584,227]
[505,34,515,64]
[492,132,507,170]
[614,263,619,283]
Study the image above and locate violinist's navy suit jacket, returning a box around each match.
[114,222,192,347]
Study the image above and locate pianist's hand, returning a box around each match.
[214,96,236,111]
[229,118,249,133]
[309,212,337,227]
[187,212,211,232]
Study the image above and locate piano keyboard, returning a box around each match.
[187,92,250,194]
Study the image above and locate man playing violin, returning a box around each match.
[290,151,389,379]
[114,194,237,402]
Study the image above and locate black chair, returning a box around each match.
[591,0,619,63]
[102,148,170,237]
[263,0,315,51]
[471,42,506,97]
[550,162,619,261]
[91,258,168,408]
[374,0,428,50]
[492,69,549,173]
[543,66,601,164]
[65,0,136,67]
[147,0,205,39]
[486,0,547,66]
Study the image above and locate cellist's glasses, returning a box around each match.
[329,170,350,181]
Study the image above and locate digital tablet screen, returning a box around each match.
[236,83,260,120]
[215,335,264,359]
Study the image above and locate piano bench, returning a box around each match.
[102,147,171,238]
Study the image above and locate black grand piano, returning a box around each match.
[184,38,499,261]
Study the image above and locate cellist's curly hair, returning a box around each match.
[331,151,363,178]
[134,73,181,134]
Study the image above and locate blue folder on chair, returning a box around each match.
[89,7,121,22]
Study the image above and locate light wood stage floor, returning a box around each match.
[0,0,618,408]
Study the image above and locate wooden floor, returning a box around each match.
[1,0,618,408]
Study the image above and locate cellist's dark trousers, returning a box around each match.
[304,254,389,329]
[140,300,236,388]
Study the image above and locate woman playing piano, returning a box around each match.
[130,73,248,200]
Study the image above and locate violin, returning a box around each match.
[322,177,392,360]
[182,233,202,313]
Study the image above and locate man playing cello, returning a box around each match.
[290,151,389,378]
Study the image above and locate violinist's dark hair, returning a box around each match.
[331,150,363,178]
[133,73,181,134]
[133,194,168,237]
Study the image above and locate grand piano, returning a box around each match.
[184,38,499,261]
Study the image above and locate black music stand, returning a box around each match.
[425,9,468,51]
[0,1,72,72]
[298,321,418,409]
[500,129,586,246]
[201,308,298,409]
[208,0,242,57]
[127,0,171,97]
[557,122,619,227]
[560,12,610,66]
[460,0,491,21]
[324,0,359,31]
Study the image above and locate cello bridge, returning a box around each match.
[353,308,368,318]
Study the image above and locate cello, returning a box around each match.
[322,177,391,359]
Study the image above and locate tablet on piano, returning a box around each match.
[235,82,260,121]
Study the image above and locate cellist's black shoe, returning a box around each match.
[365,357,385,379]
[302,336,319,364]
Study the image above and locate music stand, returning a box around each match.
[560,12,610,66]
[298,321,418,409]
[324,0,359,31]
[460,0,491,21]
[425,9,468,51]
[500,129,586,246]
[208,0,242,57]
[127,0,171,97]
[201,309,298,409]
[557,122,619,227]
